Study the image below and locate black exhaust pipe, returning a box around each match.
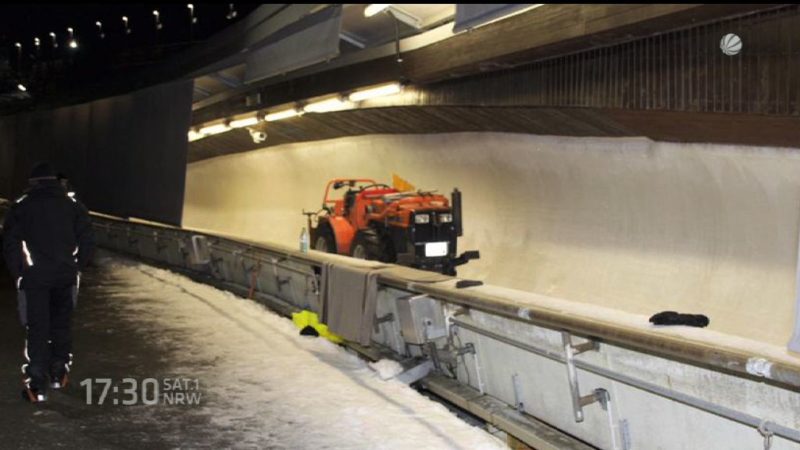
[452,188,463,237]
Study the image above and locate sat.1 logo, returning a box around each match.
[720,33,742,56]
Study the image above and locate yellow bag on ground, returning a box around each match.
[291,310,344,344]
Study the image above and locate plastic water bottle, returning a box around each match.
[300,227,309,253]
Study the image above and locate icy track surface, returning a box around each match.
[94,256,507,450]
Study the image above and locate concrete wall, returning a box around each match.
[183,132,800,349]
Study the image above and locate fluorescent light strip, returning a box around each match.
[229,116,260,128]
[265,108,300,122]
[187,81,404,142]
[304,98,352,113]
[199,123,230,135]
[349,83,401,102]
[188,130,204,142]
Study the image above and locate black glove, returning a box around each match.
[299,325,320,337]
[649,311,710,328]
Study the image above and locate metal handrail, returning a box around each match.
[450,316,800,444]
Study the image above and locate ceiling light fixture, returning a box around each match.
[153,10,163,30]
[226,3,238,20]
[364,4,422,29]
[187,4,198,24]
[265,108,300,122]
[188,129,204,142]
[349,83,402,102]
[303,98,352,114]
[364,4,390,17]
[198,123,230,136]
[229,115,260,128]
[194,81,412,136]
[67,27,78,49]
[17,84,27,92]
[66,27,78,49]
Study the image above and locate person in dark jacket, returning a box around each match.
[2,162,95,402]
[56,172,77,200]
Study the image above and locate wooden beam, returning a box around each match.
[188,105,800,163]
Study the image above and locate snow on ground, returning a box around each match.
[94,256,507,450]
[368,360,405,381]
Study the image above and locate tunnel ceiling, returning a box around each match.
[191,3,782,122]
[189,4,800,161]
[185,3,800,158]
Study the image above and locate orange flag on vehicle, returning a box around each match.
[392,174,415,192]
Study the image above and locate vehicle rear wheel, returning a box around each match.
[350,228,393,262]
[313,223,337,253]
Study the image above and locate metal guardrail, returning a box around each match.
[451,316,800,444]
[3,201,799,446]
[103,216,800,389]
[2,200,799,391]
[378,272,800,391]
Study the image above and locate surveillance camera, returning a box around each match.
[249,128,267,144]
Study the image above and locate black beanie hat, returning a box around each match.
[29,162,57,181]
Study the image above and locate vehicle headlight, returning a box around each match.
[438,213,453,223]
[414,214,430,224]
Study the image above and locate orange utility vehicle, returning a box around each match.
[304,178,479,275]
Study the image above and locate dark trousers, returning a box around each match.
[19,284,75,391]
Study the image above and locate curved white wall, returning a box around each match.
[184,132,800,348]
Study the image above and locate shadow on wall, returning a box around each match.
[183,132,800,347]
[0,80,193,225]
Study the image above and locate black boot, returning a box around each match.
[50,354,73,389]
[21,365,47,403]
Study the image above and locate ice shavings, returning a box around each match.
[369,359,405,381]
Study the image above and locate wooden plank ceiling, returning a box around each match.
[188,105,800,163]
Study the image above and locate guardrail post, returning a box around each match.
[562,331,602,422]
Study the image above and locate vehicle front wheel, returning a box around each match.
[350,228,393,262]
[313,223,337,253]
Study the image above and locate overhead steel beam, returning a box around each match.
[207,72,242,89]
[383,5,423,29]
[339,31,366,49]
[192,85,212,98]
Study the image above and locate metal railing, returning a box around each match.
[79,209,800,391]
